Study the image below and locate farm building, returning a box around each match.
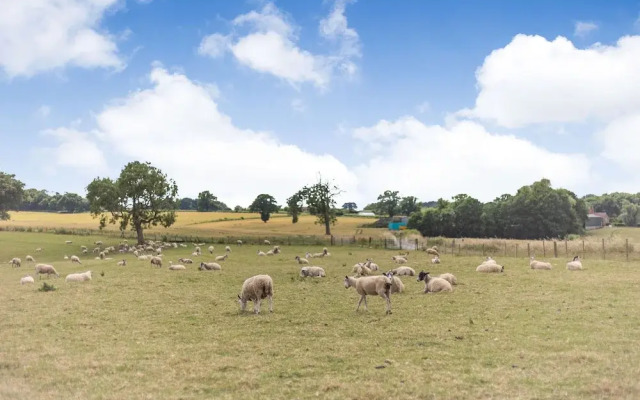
[388,216,408,231]
[586,212,609,230]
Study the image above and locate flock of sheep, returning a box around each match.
[8,238,585,315]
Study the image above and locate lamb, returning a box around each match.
[476,264,504,273]
[257,250,266,256]
[390,266,415,276]
[417,271,453,293]
[322,247,331,257]
[225,246,231,252]
[11,257,21,268]
[431,255,440,264]
[168,261,186,270]
[208,245,215,254]
[438,273,457,286]
[25,255,35,262]
[150,256,163,268]
[294,255,309,265]
[20,275,35,285]
[178,258,193,264]
[566,256,583,271]
[35,264,59,279]
[530,256,552,270]
[116,259,127,266]
[66,270,92,282]
[199,262,222,271]
[391,255,408,264]
[343,274,393,314]
[238,274,274,314]
[94,241,103,246]
[70,255,81,264]
[215,254,228,262]
[300,266,326,277]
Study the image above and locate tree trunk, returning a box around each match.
[135,223,145,245]
[324,212,331,235]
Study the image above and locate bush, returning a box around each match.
[38,282,57,292]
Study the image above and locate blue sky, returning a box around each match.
[1,0,640,208]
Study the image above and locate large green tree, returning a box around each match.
[342,202,358,213]
[399,196,420,216]
[376,190,400,217]
[86,161,179,244]
[302,178,341,235]
[286,192,304,223]
[197,190,218,212]
[0,172,25,220]
[249,194,279,223]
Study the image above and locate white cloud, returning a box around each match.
[40,127,108,172]
[0,0,125,78]
[54,67,358,206]
[462,34,640,128]
[198,1,360,88]
[574,21,598,37]
[351,116,591,202]
[598,113,640,170]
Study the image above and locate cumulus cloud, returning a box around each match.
[462,34,640,128]
[574,21,598,37]
[50,67,357,206]
[198,1,360,88]
[598,113,640,170]
[40,127,108,172]
[0,0,125,78]
[351,116,591,203]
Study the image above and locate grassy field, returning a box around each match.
[1,231,640,399]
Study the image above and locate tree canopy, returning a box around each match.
[376,190,400,217]
[296,177,342,235]
[86,161,179,244]
[0,172,25,220]
[249,194,279,223]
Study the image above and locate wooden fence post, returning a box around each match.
[527,243,530,258]
[602,238,605,260]
[458,244,461,255]
[415,239,419,250]
[515,244,518,258]
[543,241,546,257]
[504,242,507,256]
[482,244,485,256]
[565,239,568,256]
[553,241,558,258]
[626,238,629,261]
[582,239,585,259]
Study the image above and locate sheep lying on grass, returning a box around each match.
[20,275,35,285]
[208,246,214,254]
[482,256,497,265]
[257,250,266,256]
[225,246,231,252]
[364,259,379,271]
[390,266,415,276]
[35,264,59,279]
[116,260,126,266]
[215,254,229,262]
[300,266,325,277]
[431,255,441,264]
[352,263,371,277]
[295,255,309,265]
[476,263,504,273]
[238,275,274,314]
[566,256,583,271]
[438,273,457,286]
[307,250,325,258]
[389,275,404,294]
[65,240,73,245]
[530,256,552,270]
[66,271,92,282]
[11,257,21,268]
[344,274,393,314]
[179,258,193,264]
[322,248,331,257]
[391,255,408,264]
[199,262,221,271]
[417,271,452,293]
[168,262,186,270]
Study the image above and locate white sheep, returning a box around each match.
[225,246,231,252]
[82,249,88,255]
[179,258,193,264]
[307,251,324,258]
[530,256,552,270]
[264,239,271,245]
[194,246,201,255]
[94,241,103,246]
[199,262,221,271]
[35,264,60,278]
[351,263,372,277]
[138,255,150,261]
[438,273,458,286]
[236,240,243,246]
[26,255,35,262]
[476,264,504,273]
[431,255,440,264]
[70,255,81,264]
[63,255,69,260]
[295,255,310,265]
[168,261,186,270]
[566,256,583,271]
[300,266,326,277]
[391,255,408,264]
[266,249,274,256]
[65,240,73,245]
[426,247,439,257]
[215,254,228,262]
[343,274,393,314]
[116,259,127,266]
[238,275,274,314]
[81,245,87,251]
[11,257,21,268]
[35,247,43,252]
[257,250,266,256]
[150,256,163,268]
[389,275,404,294]
[20,275,35,285]
[208,245,215,254]
[322,248,331,257]
[364,259,379,271]
[417,271,452,293]
[272,246,281,255]
[66,270,92,282]
[482,256,497,265]
[99,252,106,260]
[390,266,415,276]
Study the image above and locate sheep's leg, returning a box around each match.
[363,295,368,311]
[254,299,261,314]
[268,295,273,313]
[383,294,392,314]
[356,295,364,311]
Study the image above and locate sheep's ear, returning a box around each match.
[237,294,241,300]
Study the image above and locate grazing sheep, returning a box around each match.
[417,271,453,293]
[343,274,393,314]
[238,275,274,314]
[236,240,243,246]
[566,255,583,271]
[438,273,457,285]
[25,255,35,262]
[82,249,88,255]
[94,241,103,246]
[215,254,228,262]
[63,255,69,260]
[391,255,408,264]
[426,247,440,257]
[35,264,59,279]
[257,250,266,256]
[150,256,163,268]
[11,257,21,268]
[295,255,310,265]
[476,264,504,273]
[81,245,88,251]
[35,247,43,252]
[530,256,552,270]
[389,275,404,294]
[70,255,81,264]
[199,262,222,271]
[390,266,415,276]
[65,240,73,245]
[300,266,326,277]
[264,239,271,245]
[208,245,215,254]
[20,275,35,285]
[431,255,440,264]
[93,247,101,254]
[179,258,193,264]
[66,270,92,282]
[225,246,231,252]
[137,255,150,261]
[168,262,186,270]
[179,243,187,248]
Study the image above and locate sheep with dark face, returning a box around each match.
[238,275,274,314]
[566,256,583,271]
[417,271,452,293]
[344,273,393,314]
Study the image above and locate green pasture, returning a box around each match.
[1,231,639,399]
